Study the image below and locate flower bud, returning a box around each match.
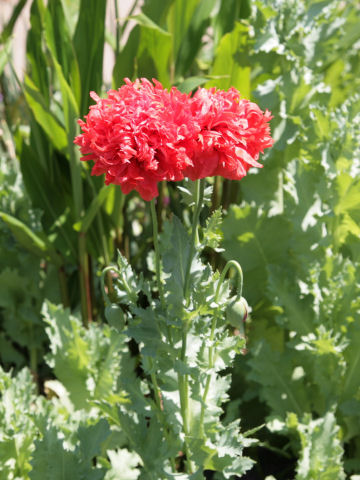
[226,296,248,329]
[105,304,126,330]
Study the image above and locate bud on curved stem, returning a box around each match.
[215,259,244,303]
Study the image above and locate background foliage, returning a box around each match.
[0,0,360,478]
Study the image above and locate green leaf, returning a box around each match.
[73,0,107,115]
[342,321,360,402]
[206,22,251,97]
[113,26,140,86]
[73,186,111,233]
[142,0,175,26]
[176,76,208,93]
[0,367,41,478]
[43,302,125,409]
[18,141,78,262]
[212,0,251,47]
[248,341,311,418]
[30,424,106,480]
[0,38,12,76]
[26,0,50,103]
[132,13,172,86]
[291,412,346,480]
[267,265,314,336]
[202,208,223,250]
[0,211,62,266]
[47,0,81,105]
[78,419,111,462]
[161,216,190,308]
[222,205,292,305]
[175,0,217,77]
[23,75,67,151]
[104,449,141,480]
[0,0,27,43]
[167,0,199,62]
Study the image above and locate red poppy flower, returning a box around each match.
[74,78,198,200]
[184,87,273,181]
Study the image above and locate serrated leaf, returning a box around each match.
[43,302,125,409]
[104,449,141,480]
[161,216,190,308]
[30,425,106,480]
[248,341,311,418]
[202,208,223,249]
[293,412,346,480]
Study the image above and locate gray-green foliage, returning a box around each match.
[0,138,59,369]
[220,0,360,475]
[0,367,40,478]
[0,310,141,480]
[95,211,254,478]
[1,0,360,478]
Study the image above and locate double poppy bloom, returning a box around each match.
[74,78,273,200]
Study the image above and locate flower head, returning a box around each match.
[184,87,273,181]
[75,80,273,200]
[74,78,198,200]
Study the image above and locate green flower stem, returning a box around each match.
[183,178,206,305]
[101,265,135,302]
[150,199,165,308]
[58,265,70,308]
[178,323,194,473]
[178,179,206,473]
[199,313,218,436]
[148,358,176,471]
[79,233,92,326]
[151,197,177,474]
[150,198,175,443]
[199,260,244,436]
[216,260,244,300]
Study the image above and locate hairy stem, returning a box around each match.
[178,324,194,473]
[179,179,206,473]
[199,260,243,436]
[150,199,165,308]
[183,178,206,305]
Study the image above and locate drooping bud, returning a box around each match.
[226,296,248,329]
[105,304,126,331]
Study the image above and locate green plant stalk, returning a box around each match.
[178,324,195,473]
[178,179,206,473]
[102,265,135,303]
[157,181,165,231]
[211,176,222,212]
[79,232,92,326]
[114,0,121,58]
[199,260,244,436]
[58,265,70,308]
[150,199,165,307]
[183,178,206,304]
[148,359,177,472]
[198,313,217,436]
[113,187,125,247]
[217,260,244,299]
[150,199,174,346]
[69,121,92,326]
[30,345,37,374]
